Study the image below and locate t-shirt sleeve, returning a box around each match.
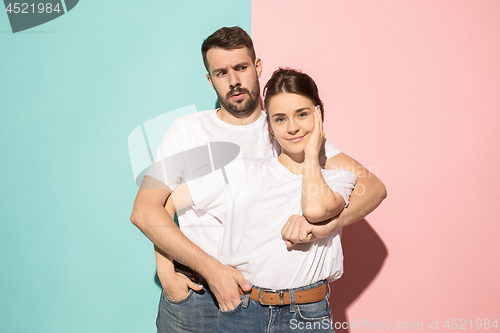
[323,139,342,160]
[321,169,357,207]
[144,118,214,192]
[184,169,228,214]
[143,118,186,190]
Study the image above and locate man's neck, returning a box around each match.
[216,106,262,125]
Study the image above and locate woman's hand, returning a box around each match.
[281,215,334,248]
[304,105,325,158]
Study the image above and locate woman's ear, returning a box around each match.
[266,117,275,142]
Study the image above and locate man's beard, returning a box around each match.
[218,84,260,117]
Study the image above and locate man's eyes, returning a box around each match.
[214,66,246,76]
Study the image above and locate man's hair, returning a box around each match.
[201,26,256,72]
[264,68,324,121]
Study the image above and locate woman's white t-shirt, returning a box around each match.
[187,156,356,289]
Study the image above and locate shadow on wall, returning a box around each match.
[329,219,388,333]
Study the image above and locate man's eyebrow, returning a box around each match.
[211,67,227,75]
[233,61,251,68]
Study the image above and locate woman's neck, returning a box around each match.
[278,151,305,175]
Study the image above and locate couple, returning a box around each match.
[131,27,386,333]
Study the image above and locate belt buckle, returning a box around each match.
[258,289,285,306]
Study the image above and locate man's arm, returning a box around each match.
[154,246,203,300]
[282,153,386,246]
[154,195,202,300]
[130,176,250,310]
[324,153,386,229]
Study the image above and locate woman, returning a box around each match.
[168,68,356,332]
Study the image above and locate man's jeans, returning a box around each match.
[156,285,218,333]
[217,280,335,333]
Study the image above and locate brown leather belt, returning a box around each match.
[173,261,208,286]
[239,282,327,306]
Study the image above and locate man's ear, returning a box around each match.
[206,73,215,89]
[255,58,263,78]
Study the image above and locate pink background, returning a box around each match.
[253,1,500,331]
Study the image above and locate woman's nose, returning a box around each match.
[287,120,299,135]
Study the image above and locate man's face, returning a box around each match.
[206,47,262,117]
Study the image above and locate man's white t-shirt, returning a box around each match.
[187,157,356,289]
[145,109,341,259]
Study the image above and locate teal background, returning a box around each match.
[0,1,251,332]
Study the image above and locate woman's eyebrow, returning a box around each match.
[272,113,286,117]
[272,107,311,117]
[295,107,311,113]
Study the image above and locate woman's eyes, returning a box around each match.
[274,112,308,123]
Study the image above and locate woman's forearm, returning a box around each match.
[301,152,345,223]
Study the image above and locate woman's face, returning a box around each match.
[267,93,317,157]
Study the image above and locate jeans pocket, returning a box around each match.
[162,288,194,305]
[296,298,331,321]
[218,299,243,314]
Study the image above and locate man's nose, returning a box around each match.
[228,70,241,89]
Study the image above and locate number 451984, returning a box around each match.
[5,3,62,14]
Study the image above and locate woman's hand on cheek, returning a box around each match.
[304,105,325,157]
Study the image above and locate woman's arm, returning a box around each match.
[301,106,346,222]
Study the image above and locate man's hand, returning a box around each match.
[203,263,251,311]
[281,215,333,248]
[154,246,203,301]
[159,271,203,301]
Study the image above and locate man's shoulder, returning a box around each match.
[173,109,216,123]
[167,109,217,133]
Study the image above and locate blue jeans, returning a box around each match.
[217,280,335,333]
[156,285,219,333]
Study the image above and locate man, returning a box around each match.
[131,26,386,332]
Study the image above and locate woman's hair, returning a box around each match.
[263,68,324,121]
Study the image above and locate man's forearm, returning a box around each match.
[324,153,387,230]
[131,188,221,277]
[155,245,176,286]
[132,185,250,310]
[332,172,386,228]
